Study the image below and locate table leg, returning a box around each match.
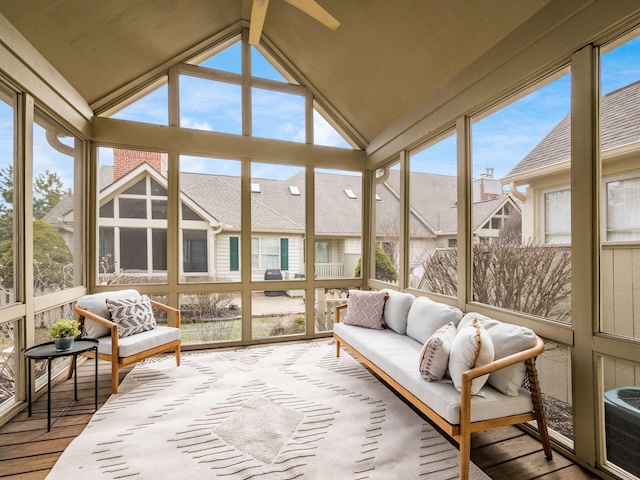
[27,358,31,417]
[94,347,98,412]
[47,358,52,432]
[73,354,78,401]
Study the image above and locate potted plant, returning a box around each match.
[49,319,81,351]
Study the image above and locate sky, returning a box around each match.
[2,34,640,196]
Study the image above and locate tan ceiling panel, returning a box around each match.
[0,0,552,143]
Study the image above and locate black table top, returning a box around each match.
[24,339,99,359]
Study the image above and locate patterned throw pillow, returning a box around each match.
[418,322,456,381]
[448,318,494,395]
[342,290,388,329]
[106,295,157,338]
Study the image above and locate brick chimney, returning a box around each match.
[113,149,167,180]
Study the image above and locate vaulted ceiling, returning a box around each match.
[0,0,552,144]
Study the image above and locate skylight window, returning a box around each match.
[344,189,357,199]
[289,185,300,195]
[251,183,261,193]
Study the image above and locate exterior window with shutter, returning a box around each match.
[230,236,239,271]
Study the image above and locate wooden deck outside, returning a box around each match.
[0,356,601,480]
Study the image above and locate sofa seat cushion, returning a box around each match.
[334,323,533,424]
[95,326,180,358]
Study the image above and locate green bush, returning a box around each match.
[354,243,397,282]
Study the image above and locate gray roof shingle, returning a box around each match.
[506,79,640,178]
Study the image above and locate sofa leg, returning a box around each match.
[336,340,341,357]
[526,358,553,459]
[176,345,181,366]
[459,434,470,480]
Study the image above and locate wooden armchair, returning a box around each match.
[68,289,181,393]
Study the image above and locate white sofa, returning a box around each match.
[333,289,552,480]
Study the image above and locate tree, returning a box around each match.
[0,220,73,293]
[354,243,398,282]
[0,166,71,243]
[33,170,71,220]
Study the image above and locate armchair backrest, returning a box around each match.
[76,289,140,338]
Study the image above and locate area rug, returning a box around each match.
[47,340,489,480]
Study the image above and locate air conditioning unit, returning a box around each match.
[604,386,640,477]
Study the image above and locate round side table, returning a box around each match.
[24,339,99,431]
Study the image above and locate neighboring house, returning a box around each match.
[503,79,640,245]
[503,79,640,338]
[45,149,520,284]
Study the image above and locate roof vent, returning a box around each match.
[344,189,357,199]
[289,186,300,195]
[251,183,261,193]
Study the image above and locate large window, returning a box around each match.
[251,162,305,281]
[314,169,362,280]
[599,32,640,478]
[179,155,240,283]
[97,148,168,283]
[0,84,15,307]
[409,132,457,294]
[33,109,81,296]
[472,71,571,323]
[374,162,400,284]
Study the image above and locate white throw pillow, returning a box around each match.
[76,289,141,338]
[106,295,157,338]
[449,318,494,395]
[458,312,537,396]
[419,322,456,381]
[381,288,415,334]
[406,296,463,344]
[342,290,388,329]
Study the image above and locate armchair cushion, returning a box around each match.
[106,295,157,338]
[95,326,180,357]
[76,289,140,338]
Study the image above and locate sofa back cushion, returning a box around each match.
[458,312,538,396]
[77,289,141,338]
[380,289,415,334]
[406,297,463,344]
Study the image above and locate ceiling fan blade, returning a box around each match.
[284,0,340,30]
[249,0,270,45]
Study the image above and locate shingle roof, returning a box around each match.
[506,79,640,179]
[57,166,508,237]
[41,195,73,227]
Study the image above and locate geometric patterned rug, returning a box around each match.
[46,340,489,479]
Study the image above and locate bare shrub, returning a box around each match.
[419,239,571,322]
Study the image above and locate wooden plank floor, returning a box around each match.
[0,358,602,480]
